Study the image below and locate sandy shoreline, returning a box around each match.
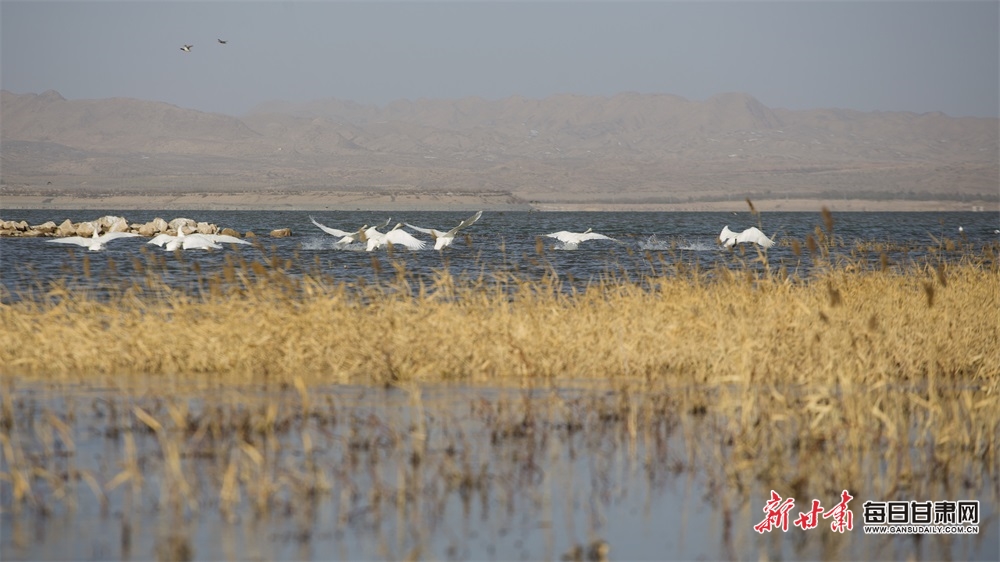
[1,191,996,213]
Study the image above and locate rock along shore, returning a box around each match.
[0,215,291,239]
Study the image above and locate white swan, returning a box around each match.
[404,210,483,250]
[180,44,192,52]
[148,226,250,251]
[545,228,615,250]
[49,223,141,251]
[719,225,775,249]
[310,216,388,246]
[365,223,426,251]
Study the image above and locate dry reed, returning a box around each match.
[1,247,996,390]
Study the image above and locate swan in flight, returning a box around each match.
[310,216,390,246]
[719,225,775,249]
[49,224,141,251]
[545,228,615,250]
[309,216,363,245]
[148,226,250,251]
[364,223,426,251]
[180,44,192,52]
[404,210,482,250]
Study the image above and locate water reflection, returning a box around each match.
[1,382,996,561]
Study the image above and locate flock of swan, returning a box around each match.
[48,215,779,253]
[308,213,777,251]
[308,211,484,251]
[49,222,252,252]
[148,228,251,251]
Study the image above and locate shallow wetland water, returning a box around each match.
[2,380,997,561]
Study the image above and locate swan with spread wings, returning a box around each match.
[544,228,616,250]
[719,226,775,249]
[49,223,141,251]
[404,210,483,250]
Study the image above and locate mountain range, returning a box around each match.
[2,89,997,209]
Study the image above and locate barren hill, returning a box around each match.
[2,89,997,210]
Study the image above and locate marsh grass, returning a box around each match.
[1,228,998,559]
[2,235,996,388]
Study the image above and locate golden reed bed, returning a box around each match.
[1,248,997,389]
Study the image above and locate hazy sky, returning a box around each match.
[2,1,997,117]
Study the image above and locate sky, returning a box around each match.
[2,1,998,118]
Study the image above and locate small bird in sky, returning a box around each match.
[180,44,193,52]
[217,39,227,44]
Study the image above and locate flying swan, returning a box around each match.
[364,223,426,251]
[404,210,482,250]
[545,228,615,250]
[719,226,775,249]
[310,216,390,246]
[148,226,250,251]
[49,223,141,251]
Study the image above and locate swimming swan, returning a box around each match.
[719,225,775,249]
[545,228,615,250]
[364,223,426,251]
[49,224,141,251]
[404,210,483,250]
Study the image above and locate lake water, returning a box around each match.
[1,209,998,560]
[2,209,998,299]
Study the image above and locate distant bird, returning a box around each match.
[364,223,426,252]
[217,39,227,44]
[404,210,482,250]
[719,225,775,249]
[180,44,193,52]
[49,223,141,251]
[545,228,615,250]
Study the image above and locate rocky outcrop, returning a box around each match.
[0,216,262,238]
[55,219,76,237]
[168,218,197,233]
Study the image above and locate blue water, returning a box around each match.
[2,209,998,300]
